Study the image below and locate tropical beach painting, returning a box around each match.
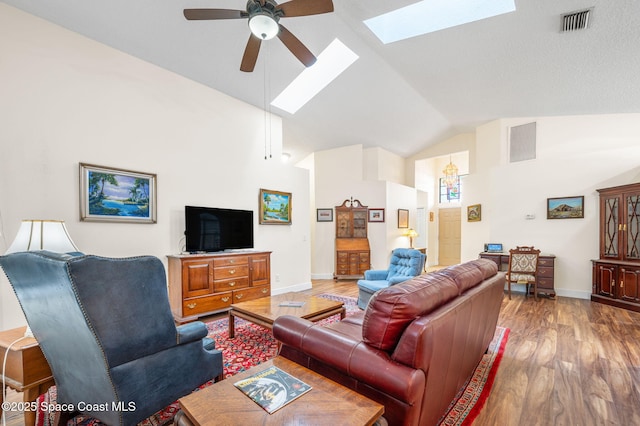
[259,189,292,225]
[80,163,157,223]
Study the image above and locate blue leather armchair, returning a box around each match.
[357,248,426,309]
[0,251,223,425]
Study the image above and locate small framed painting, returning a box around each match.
[259,189,292,225]
[317,208,333,222]
[547,196,584,219]
[79,163,157,223]
[368,208,385,223]
[398,209,409,228]
[467,204,481,222]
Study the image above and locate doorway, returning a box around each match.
[438,208,461,265]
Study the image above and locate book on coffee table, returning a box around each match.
[233,366,312,414]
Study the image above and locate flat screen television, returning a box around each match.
[185,206,254,253]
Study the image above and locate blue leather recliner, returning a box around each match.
[357,248,426,309]
[0,251,223,425]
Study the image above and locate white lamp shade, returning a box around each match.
[249,14,279,40]
[6,220,79,254]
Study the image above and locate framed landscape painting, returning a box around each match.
[368,208,385,223]
[259,189,292,225]
[317,208,333,222]
[398,209,409,228]
[467,204,481,222]
[79,163,157,223]
[547,195,584,219]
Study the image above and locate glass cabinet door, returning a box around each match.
[352,210,368,238]
[336,210,352,238]
[602,195,620,258]
[627,193,640,260]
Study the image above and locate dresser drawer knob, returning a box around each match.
[186,302,197,309]
[222,297,230,302]
[235,294,243,300]
[229,269,236,275]
[229,281,236,287]
[262,288,268,293]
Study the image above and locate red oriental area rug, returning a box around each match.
[36,294,509,426]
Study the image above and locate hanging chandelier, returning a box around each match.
[442,156,459,188]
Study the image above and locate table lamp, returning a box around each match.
[405,228,418,248]
[6,220,79,254]
[5,220,79,337]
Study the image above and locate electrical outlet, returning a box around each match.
[275,274,280,282]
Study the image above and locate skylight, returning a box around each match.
[271,39,359,114]
[364,0,516,44]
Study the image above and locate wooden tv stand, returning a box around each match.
[167,251,271,323]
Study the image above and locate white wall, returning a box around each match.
[473,115,640,299]
[0,5,311,330]
[311,145,419,277]
[413,114,640,299]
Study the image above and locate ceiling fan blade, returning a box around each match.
[183,9,245,20]
[278,0,334,17]
[278,24,317,67]
[240,34,262,72]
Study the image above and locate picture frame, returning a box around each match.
[368,208,385,223]
[467,204,481,222]
[79,163,157,223]
[547,195,584,219]
[259,189,292,225]
[316,208,333,222]
[398,209,409,228]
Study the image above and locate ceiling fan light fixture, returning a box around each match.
[249,14,279,40]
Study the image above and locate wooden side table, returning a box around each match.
[0,326,54,426]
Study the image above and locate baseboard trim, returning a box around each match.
[555,289,591,300]
[272,282,312,295]
[311,273,334,280]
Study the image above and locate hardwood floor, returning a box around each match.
[4,279,640,425]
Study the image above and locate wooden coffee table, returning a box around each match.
[178,356,384,425]
[228,292,346,338]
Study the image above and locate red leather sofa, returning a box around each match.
[273,259,505,426]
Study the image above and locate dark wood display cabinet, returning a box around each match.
[334,198,370,279]
[592,182,640,311]
[167,251,271,323]
[479,252,556,297]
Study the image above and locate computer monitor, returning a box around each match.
[484,243,503,253]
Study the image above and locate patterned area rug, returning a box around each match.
[36,294,357,426]
[36,294,508,426]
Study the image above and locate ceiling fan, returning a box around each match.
[184,0,334,72]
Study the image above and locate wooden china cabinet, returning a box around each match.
[591,182,640,312]
[334,198,370,279]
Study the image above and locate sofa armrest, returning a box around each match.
[176,321,209,345]
[273,315,425,403]
[364,269,389,280]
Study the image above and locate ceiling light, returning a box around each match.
[442,156,459,189]
[271,39,358,114]
[249,14,279,40]
[365,0,516,44]
[281,152,291,163]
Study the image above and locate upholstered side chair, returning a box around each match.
[506,246,541,300]
[0,251,223,425]
[356,248,426,309]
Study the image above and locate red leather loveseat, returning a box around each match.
[273,259,505,426]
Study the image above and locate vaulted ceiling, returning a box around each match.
[4,0,640,162]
